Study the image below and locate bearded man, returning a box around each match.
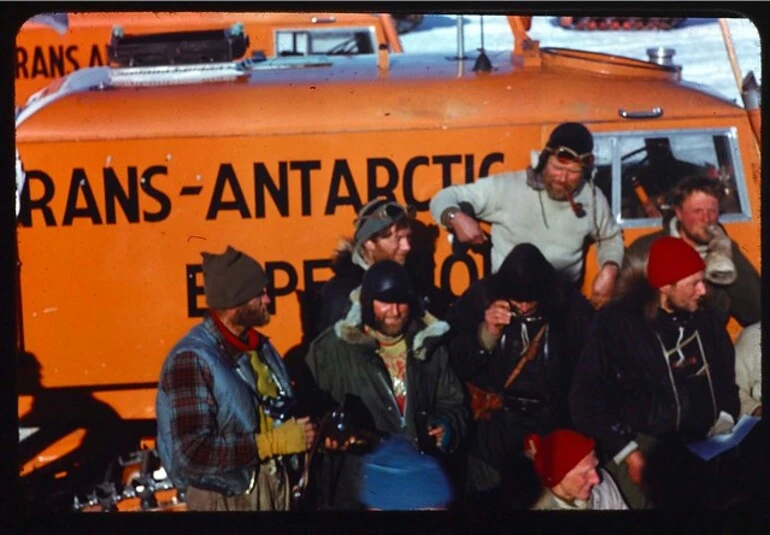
[305,260,467,509]
[429,122,624,308]
[569,237,740,509]
[156,246,316,511]
[625,175,760,327]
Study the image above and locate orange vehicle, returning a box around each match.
[15,11,403,107]
[14,14,761,512]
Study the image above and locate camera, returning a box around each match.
[261,395,299,422]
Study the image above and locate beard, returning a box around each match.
[235,302,271,328]
[667,294,702,314]
[373,315,409,337]
[680,225,711,246]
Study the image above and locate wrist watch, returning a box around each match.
[442,207,460,229]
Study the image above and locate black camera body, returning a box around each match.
[261,394,300,422]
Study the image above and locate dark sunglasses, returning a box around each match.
[545,146,595,167]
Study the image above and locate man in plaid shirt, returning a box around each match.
[156,246,316,511]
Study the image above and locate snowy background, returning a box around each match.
[400,15,761,108]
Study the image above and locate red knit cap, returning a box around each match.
[647,236,706,289]
[524,429,595,488]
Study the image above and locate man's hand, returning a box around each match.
[590,263,619,309]
[323,435,360,452]
[428,425,445,449]
[449,211,487,245]
[625,450,645,486]
[752,406,762,417]
[484,299,512,338]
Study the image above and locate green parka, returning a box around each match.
[305,299,468,509]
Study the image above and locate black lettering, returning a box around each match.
[62,169,103,225]
[464,154,474,184]
[18,170,56,227]
[48,45,65,77]
[16,47,29,79]
[31,46,49,78]
[440,254,479,298]
[403,155,431,210]
[65,45,80,71]
[325,159,361,215]
[479,152,505,178]
[206,163,250,220]
[186,264,205,317]
[104,167,139,224]
[254,161,288,218]
[88,43,104,67]
[142,165,172,222]
[432,154,462,189]
[366,158,398,202]
[290,160,321,216]
[265,261,298,315]
[303,259,333,294]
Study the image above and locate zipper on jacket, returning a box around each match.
[377,371,406,429]
[655,334,682,430]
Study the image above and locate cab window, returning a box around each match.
[275,28,376,56]
[592,128,750,228]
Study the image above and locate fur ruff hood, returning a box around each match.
[333,288,449,361]
[330,238,370,276]
[611,255,660,323]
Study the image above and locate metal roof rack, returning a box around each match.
[108,62,249,87]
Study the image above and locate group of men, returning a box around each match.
[156,122,762,512]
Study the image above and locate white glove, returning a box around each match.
[707,410,735,437]
[705,224,737,285]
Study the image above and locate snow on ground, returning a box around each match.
[400,15,761,107]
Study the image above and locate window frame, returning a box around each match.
[593,127,752,229]
[273,25,378,57]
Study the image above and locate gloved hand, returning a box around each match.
[255,418,308,460]
[705,224,737,285]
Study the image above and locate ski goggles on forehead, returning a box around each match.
[356,201,416,224]
[544,146,595,167]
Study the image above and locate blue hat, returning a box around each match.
[359,436,454,510]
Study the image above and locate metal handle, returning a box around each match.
[310,16,336,23]
[618,107,663,119]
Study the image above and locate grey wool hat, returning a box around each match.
[201,246,267,309]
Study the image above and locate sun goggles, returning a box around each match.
[355,200,416,226]
[544,145,595,167]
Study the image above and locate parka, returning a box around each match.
[568,264,740,462]
[304,299,468,509]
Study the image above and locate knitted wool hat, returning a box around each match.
[524,429,596,488]
[546,122,594,155]
[353,198,410,251]
[647,236,706,289]
[201,246,267,309]
[359,436,454,510]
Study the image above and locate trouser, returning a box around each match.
[464,410,554,503]
[185,458,291,511]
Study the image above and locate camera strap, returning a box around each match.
[503,324,547,390]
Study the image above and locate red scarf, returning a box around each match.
[210,313,260,352]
